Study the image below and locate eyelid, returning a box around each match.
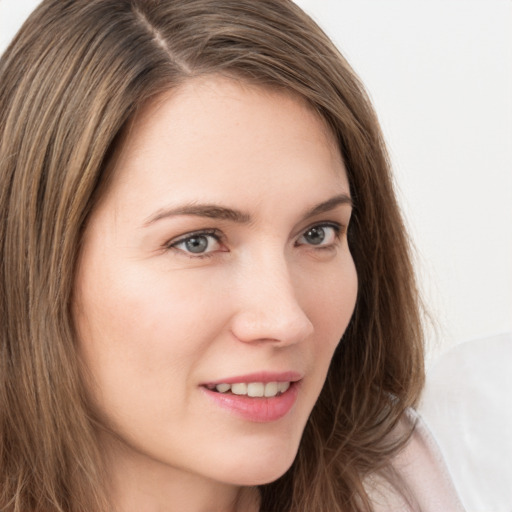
[165,228,225,257]
[295,221,344,243]
[167,228,221,246]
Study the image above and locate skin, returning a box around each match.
[73,75,358,512]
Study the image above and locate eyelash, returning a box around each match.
[165,222,345,259]
[165,228,224,260]
[295,222,343,250]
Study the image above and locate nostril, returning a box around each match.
[230,304,313,346]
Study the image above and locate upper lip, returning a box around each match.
[202,371,303,386]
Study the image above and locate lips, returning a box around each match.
[201,371,302,422]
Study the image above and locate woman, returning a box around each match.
[0,1,464,511]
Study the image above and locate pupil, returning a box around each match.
[305,227,325,245]
[185,236,208,253]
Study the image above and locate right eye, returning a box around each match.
[167,229,224,257]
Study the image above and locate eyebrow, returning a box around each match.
[143,193,352,227]
[303,193,353,218]
[143,203,251,226]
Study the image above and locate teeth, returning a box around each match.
[231,383,247,395]
[215,383,231,393]
[247,382,264,397]
[213,381,291,398]
[277,382,290,394]
[264,382,278,397]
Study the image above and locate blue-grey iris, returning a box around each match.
[304,226,325,245]
[185,236,209,253]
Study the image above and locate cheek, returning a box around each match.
[73,257,228,413]
[305,253,358,343]
[73,266,236,461]
[299,253,358,390]
[76,267,213,354]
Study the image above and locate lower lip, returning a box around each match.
[201,382,300,423]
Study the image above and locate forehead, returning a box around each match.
[123,75,340,162]
[96,75,348,218]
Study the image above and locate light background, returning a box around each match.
[1,0,511,363]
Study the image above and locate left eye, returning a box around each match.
[297,224,339,247]
[170,232,222,255]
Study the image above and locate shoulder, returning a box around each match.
[365,408,466,512]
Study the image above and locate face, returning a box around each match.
[74,76,357,491]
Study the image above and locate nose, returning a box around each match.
[229,252,314,346]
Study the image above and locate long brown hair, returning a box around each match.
[0,1,424,510]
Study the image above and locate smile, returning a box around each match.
[201,380,300,422]
[206,381,291,398]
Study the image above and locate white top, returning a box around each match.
[366,408,466,511]
[419,333,512,512]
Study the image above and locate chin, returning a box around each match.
[212,410,311,486]
[229,464,294,487]
[220,443,299,487]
